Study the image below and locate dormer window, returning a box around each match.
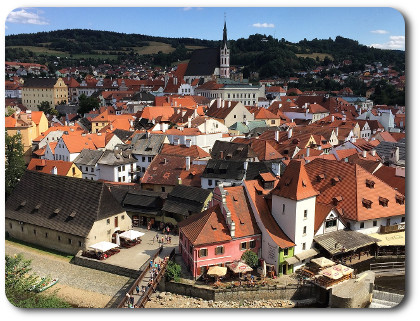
[396,195,405,205]
[331,177,340,186]
[302,180,306,187]
[379,197,389,207]
[316,174,325,181]
[362,198,373,209]
[366,179,375,188]
[332,196,343,206]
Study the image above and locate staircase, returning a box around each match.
[369,290,404,308]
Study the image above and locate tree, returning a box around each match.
[165,261,181,282]
[241,250,259,268]
[5,131,26,198]
[5,106,15,116]
[37,101,58,116]
[77,93,100,115]
[5,254,72,308]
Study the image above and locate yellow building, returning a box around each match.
[5,111,49,163]
[21,77,68,110]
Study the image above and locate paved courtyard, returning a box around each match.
[100,226,179,270]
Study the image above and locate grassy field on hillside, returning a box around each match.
[296,52,334,61]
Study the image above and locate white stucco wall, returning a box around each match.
[271,195,316,255]
[348,215,405,235]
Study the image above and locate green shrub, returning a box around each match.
[165,261,181,282]
[241,250,259,268]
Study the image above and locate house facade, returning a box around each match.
[5,171,131,254]
[21,77,68,110]
[178,185,261,279]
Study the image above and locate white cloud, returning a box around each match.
[253,22,275,28]
[7,9,48,25]
[371,29,389,34]
[370,35,405,50]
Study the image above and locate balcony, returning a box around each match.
[380,223,405,234]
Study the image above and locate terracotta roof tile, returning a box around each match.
[271,159,319,200]
[27,159,75,176]
[373,166,405,195]
[178,205,232,246]
[244,180,294,248]
[160,143,210,159]
[305,159,405,221]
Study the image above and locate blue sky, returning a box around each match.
[5,7,405,50]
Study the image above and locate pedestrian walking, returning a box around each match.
[156,233,159,243]
[169,236,172,244]
[161,236,164,244]
[130,295,135,306]
[150,260,154,268]
[136,285,140,294]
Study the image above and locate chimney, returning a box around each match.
[244,161,248,171]
[230,221,236,238]
[163,158,167,165]
[335,127,339,137]
[306,147,310,157]
[51,166,58,175]
[331,115,335,122]
[186,139,191,148]
[275,130,280,142]
[228,101,231,108]
[185,156,191,171]
[220,151,224,159]
[362,150,367,158]
[178,177,182,185]
[371,150,376,157]
[394,147,400,162]
[187,116,192,128]
[351,137,356,143]
[287,127,293,139]
[217,97,222,108]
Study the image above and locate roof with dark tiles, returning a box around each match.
[5,170,125,237]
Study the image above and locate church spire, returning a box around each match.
[223,20,228,47]
[220,16,230,79]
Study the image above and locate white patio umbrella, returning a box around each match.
[89,241,119,252]
[119,229,145,240]
[227,261,253,274]
[207,266,227,277]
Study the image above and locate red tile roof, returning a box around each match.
[271,159,319,201]
[244,180,294,248]
[305,159,405,221]
[160,143,210,159]
[142,154,203,188]
[178,205,232,246]
[373,166,405,195]
[27,159,75,176]
[334,148,358,160]
[61,134,97,154]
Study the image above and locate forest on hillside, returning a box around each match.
[6,29,405,80]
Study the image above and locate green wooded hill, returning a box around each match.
[6,29,405,79]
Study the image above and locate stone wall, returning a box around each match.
[329,271,376,308]
[73,250,141,278]
[161,280,328,305]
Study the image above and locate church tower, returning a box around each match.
[220,20,230,79]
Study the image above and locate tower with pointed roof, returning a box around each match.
[220,19,230,79]
[271,160,318,259]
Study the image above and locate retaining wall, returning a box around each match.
[160,281,328,305]
[73,250,142,278]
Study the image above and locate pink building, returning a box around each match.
[178,185,261,279]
